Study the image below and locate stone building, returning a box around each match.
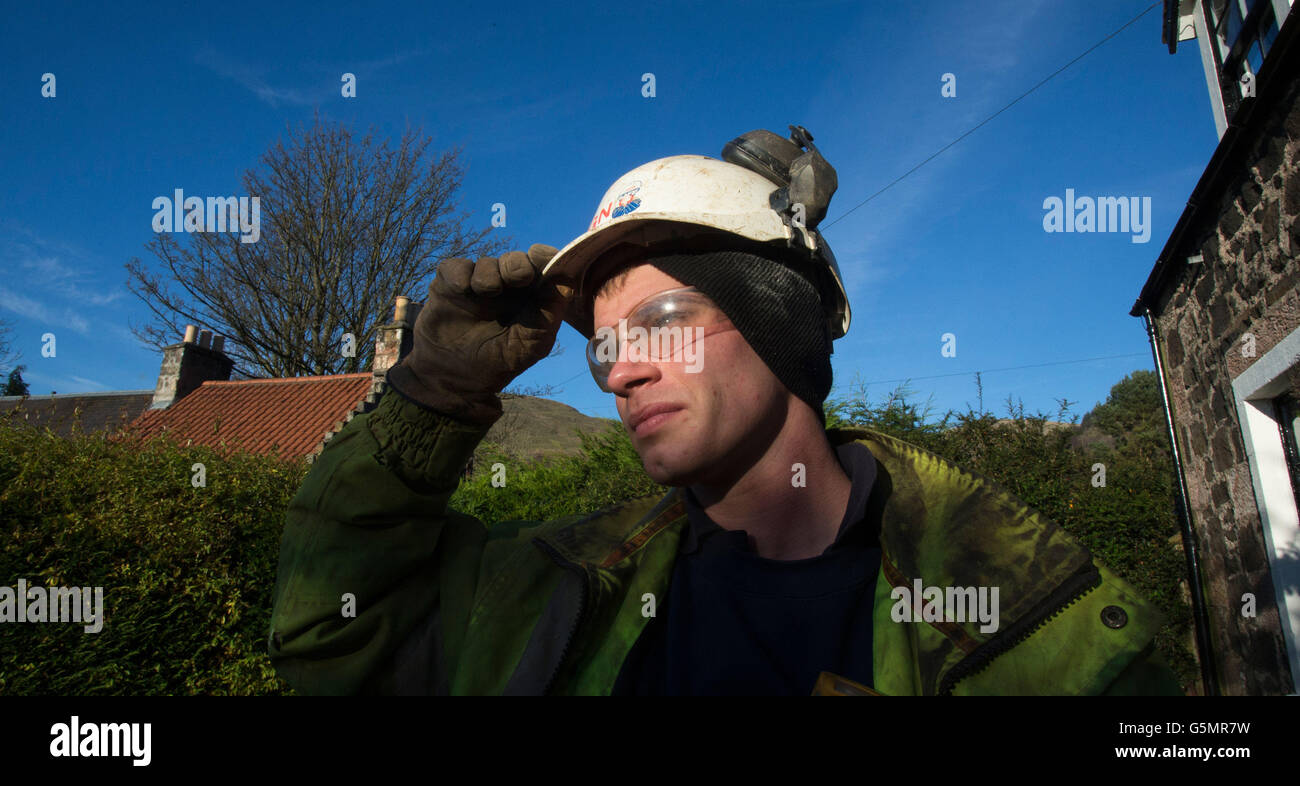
[1131,0,1298,694]
[1,298,419,461]
[0,389,154,436]
[130,299,419,462]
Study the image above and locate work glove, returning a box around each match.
[385,244,573,425]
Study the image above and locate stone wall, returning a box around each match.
[1150,66,1300,694]
[150,339,234,410]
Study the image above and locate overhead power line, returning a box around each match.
[849,351,1150,386]
[822,1,1162,230]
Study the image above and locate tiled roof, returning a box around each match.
[131,374,377,460]
[1,391,154,437]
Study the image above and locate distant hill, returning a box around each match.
[986,418,1075,434]
[481,395,620,459]
[984,417,1116,453]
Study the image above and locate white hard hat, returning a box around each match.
[543,154,851,340]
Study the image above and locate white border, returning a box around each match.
[1271,1,1292,35]
[1231,324,1300,693]
[1194,0,1231,139]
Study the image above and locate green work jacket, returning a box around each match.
[268,391,1184,695]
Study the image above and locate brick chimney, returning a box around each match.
[150,324,235,409]
[372,295,423,380]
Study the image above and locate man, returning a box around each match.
[268,127,1184,695]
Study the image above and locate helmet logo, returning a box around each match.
[590,181,642,230]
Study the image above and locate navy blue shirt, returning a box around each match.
[612,442,882,695]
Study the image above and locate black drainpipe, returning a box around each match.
[1142,305,1220,696]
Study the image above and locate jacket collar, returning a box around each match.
[537,487,688,570]
[831,427,1096,626]
[537,425,1096,614]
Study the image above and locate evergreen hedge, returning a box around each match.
[0,423,304,695]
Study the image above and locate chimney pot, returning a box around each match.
[151,327,235,410]
[394,295,410,324]
[212,335,226,353]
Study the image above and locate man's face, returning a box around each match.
[590,263,792,487]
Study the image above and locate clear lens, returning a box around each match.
[586,287,731,392]
[587,333,615,392]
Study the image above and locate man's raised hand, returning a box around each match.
[386,244,573,424]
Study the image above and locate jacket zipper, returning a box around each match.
[936,562,1102,696]
[533,538,591,696]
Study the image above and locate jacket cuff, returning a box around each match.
[384,364,504,426]
[367,388,492,491]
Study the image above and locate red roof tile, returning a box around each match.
[130,374,375,460]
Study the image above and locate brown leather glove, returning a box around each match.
[385,244,573,425]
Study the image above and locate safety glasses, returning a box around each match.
[586,287,735,392]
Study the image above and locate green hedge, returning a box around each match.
[0,424,306,695]
[450,426,667,522]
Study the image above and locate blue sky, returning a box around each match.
[1,0,1219,424]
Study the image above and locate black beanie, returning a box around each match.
[644,250,833,419]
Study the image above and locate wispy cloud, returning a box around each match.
[17,368,102,396]
[69,375,108,390]
[0,286,92,335]
[194,48,317,107]
[2,227,198,353]
[196,46,434,108]
[0,286,45,321]
[20,255,123,306]
[3,227,127,309]
[304,47,434,74]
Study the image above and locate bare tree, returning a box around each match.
[126,116,508,377]
[0,317,19,374]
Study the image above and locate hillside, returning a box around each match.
[482,394,620,459]
[986,418,1116,453]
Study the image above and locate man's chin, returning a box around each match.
[639,453,703,487]
[639,454,712,483]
